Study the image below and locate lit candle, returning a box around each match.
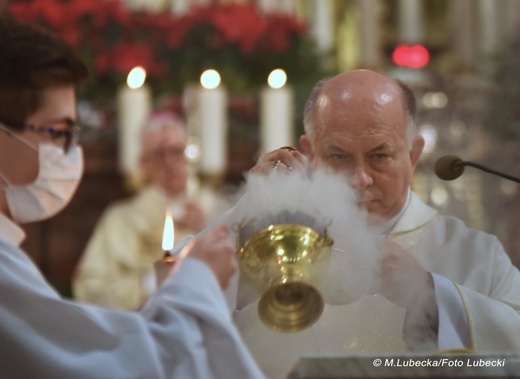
[260,69,294,153]
[117,66,151,188]
[155,206,176,287]
[197,69,228,183]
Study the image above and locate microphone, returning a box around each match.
[434,155,520,183]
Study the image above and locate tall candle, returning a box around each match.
[310,0,333,55]
[117,66,151,186]
[260,69,294,154]
[398,0,423,43]
[358,0,381,68]
[198,69,228,180]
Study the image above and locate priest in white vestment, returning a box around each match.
[73,112,224,310]
[176,70,520,379]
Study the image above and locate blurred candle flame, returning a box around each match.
[127,66,147,89]
[200,69,221,89]
[162,207,174,253]
[267,69,287,89]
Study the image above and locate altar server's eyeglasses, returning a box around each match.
[0,118,79,153]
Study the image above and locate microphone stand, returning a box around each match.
[453,159,520,184]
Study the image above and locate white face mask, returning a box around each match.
[0,143,83,223]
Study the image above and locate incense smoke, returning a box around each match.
[235,166,384,305]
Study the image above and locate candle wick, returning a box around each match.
[163,250,172,258]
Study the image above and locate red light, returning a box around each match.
[392,44,430,68]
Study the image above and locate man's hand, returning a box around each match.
[250,147,308,176]
[379,239,434,309]
[379,239,439,350]
[181,225,237,289]
[154,256,177,288]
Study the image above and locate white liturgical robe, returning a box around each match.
[0,216,264,379]
[186,191,520,379]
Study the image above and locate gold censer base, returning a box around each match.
[238,223,333,332]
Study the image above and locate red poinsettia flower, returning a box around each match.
[8,0,320,99]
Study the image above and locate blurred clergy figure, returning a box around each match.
[73,112,210,309]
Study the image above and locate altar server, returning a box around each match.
[0,16,263,379]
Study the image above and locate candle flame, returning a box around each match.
[267,69,287,89]
[200,69,221,89]
[162,207,174,252]
[127,66,147,89]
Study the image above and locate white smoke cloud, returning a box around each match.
[235,166,384,306]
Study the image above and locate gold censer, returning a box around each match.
[238,223,333,332]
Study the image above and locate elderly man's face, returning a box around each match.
[140,123,188,197]
[301,71,424,221]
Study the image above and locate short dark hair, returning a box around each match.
[396,79,417,122]
[0,16,88,130]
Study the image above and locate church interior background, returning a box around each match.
[3,0,520,296]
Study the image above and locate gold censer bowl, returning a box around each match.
[238,224,333,332]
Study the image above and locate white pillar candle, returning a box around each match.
[198,70,228,177]
[260,69,294,154]
[398,0,423,43]
[311,0,334,55]
[358,0,381,68]
[117,66,151,182]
